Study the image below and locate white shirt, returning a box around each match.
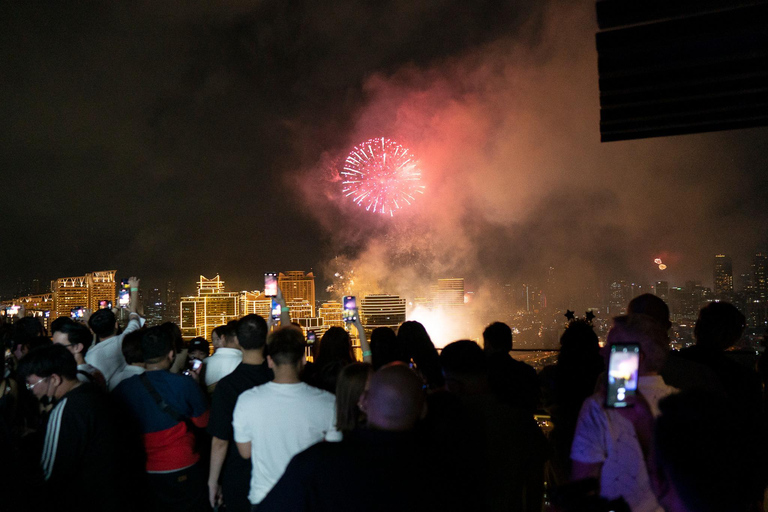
[571,375,677,512]
[204,347,243,387]
[233,381,338,505]
[109,364,145,390]
[85,315,144,391]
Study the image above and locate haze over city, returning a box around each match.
[1,0,766,319]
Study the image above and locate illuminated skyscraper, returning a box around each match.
[655,281,669,302]
[180,275,240,340]
[713,254,734,299]
[754,252,767,301]
[360,294,406,331]
[278,271,316,316]
[52,270,116,318]
[240,291,271,319]
[436,278,464,309]
[318,301,343,328]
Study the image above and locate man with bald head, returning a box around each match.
[258,363,433,512]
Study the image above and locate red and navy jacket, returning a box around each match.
[113,370,209,472]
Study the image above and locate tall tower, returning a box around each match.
[179,275,240,340]
[753,252,767,301]
[278,271,316,316]
[713,254,734,299]
[435,278,464,309]
[52,270,116,318]
[360,294,407,331]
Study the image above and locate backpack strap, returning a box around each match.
[138,373,186,424]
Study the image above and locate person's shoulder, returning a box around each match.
[113,373,141,393]
[302,384,336,404]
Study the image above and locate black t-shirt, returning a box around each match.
[208,361,273,489]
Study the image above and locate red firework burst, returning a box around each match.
[340,137,424,216]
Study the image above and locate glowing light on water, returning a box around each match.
[340,137,425,215]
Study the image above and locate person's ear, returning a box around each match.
[267,355,275,369]
[358,390,368,413]
[167,350,175,363]
[73,343,84,355]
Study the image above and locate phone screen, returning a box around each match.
[606,343,640,408]
[307,330,317,344]
[265,273,278,297]
[271,299,281,321]
[342,296,357,323]
[99,300,112,309]
[70,307,85,319]
[7,306,20,316]
[119,279,130,308]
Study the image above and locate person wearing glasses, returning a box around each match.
[18,344,133,512]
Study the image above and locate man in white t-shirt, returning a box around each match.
[205,323,243,391]
[85,276,144,390]
[233,325,337,507]
[571,314,677,512]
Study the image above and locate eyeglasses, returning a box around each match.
[26,377,49,391]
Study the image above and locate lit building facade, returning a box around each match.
[360,294,406,331]
[52,270,116,318]
[318,301,344,328]
[180,275,240,340]
[278,271,316,316]
[436,278,464,309]
[713,254,734,299]
[239,291,271,319]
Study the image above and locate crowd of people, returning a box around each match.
[0,281,766,512]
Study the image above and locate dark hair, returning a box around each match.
[397,321,444,389]
[694,302,746,351]
[26,336,53,352]
[440,339,486,376]
[160,322,183,353]
[141,326,173,363]
[18,344,77,381]
[335,362,373,434]
[370,327,406,370]
[121,330,144,365]
[57,321,94,355]
[316,327,354,368]
[50,316,74,335]
[89,309,117,339]
[628,293,671,330]
[483,322,513,353]
[655,390,760,512]
[267,326,306,366]
[236,314,268,350]
[14,317,45,341]
[212,325,228,340]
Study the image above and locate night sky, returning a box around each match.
[1,0,766,303]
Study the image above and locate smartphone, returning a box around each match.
[6,305,20,317]
[44,311,51,318]
[118,279,130,308]
[606,343,640,408]
[70,307,86,319]
[183,358,203,376]
[270,299,282,322]
[264,273,278,298]
[99,300,112,309]
[342,296,357,323]
[307,330,317,345]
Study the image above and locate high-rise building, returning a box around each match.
[713,254,734,299]
[655,281,669,302]
[179,275,240,340]
[753,252,767,301]
[360,294,406,332]
[164,280,180,324]
[144,287,165,326]
[278,271,316,316]
[286,298,314,320]
[435,278,464,309]
[318,301,343,328]
[239,291,271,319]
[52,270,116,318]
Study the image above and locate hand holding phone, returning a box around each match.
[606,343,640,408]
[342,296,358,323]
[265,273,278,298]
[270,299,282,322]
[118,279,130,308]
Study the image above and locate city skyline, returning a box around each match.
[1,1,766,318]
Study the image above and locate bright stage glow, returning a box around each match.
[340,137,425,215]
